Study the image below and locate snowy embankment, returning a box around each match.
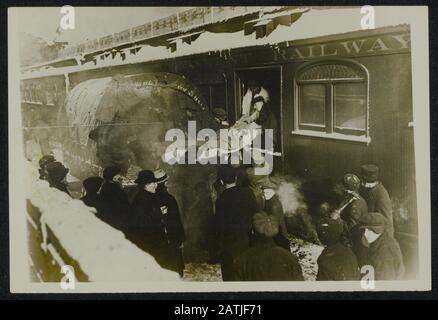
[25,161,180,282]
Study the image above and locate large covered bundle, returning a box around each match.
[64,72,214,173]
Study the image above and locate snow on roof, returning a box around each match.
[26,162,180,282]
[21,7,412,81]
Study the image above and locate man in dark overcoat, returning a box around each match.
[233,212,303,281]
[153,169,186,277]
[215,166,257,281]
[356,212,405,280]
[98,166,131,231]
[80,176,104,210]
[316,217,361,281]
[360,164,394,237]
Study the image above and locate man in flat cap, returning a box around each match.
[316,217,360,281]
[356,212,404,280]
[360,164,394,237]
[233,212,303,281]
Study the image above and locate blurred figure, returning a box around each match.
[315,217,360,281]
[258,178,290,251]
[98,166,130,231]
[233,212,303,281]
[46,161,70,196]
[360,164,394,237]
[154,169,186,277]
[80,176,104,210]
[356,212,404,280]
[189,181,216,262]
[210,165,227,211]
[245,166,267,212]
[215,166,257,281]
[211,108,229,131]
[38,155,55,180]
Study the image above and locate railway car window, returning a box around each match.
[295,61,368,140]
[334,83,366,132]
[299,84,326,129]
[197,83,227,114]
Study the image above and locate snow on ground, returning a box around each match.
[183,263,222,282]
[183,236,324,282]
[289,236,324,281]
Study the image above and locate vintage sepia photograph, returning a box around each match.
[7,5,431,293]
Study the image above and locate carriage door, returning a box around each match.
[233,66,283,170]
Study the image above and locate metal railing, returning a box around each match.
[58,7,266,59]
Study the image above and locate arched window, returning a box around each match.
[294,61,369,141]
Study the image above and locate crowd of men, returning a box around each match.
[38,155,185,277]
[315,167,404,281]
[37,152,405,282]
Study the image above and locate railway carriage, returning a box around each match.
[20,7,418,278]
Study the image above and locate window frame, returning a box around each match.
[196,78,228,115]
[293,60,370,144]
